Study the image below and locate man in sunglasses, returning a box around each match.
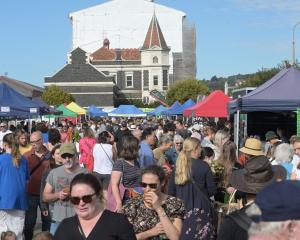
[43,143,88,235]
[0,121,11,153]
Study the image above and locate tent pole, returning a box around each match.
[236,110,240,156]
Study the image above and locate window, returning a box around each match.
[126,74,133,88]
[153,56,158,64]
[143,96,149,104]
[153,75,158,86]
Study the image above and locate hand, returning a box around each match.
[42,210,49,217]
[226,187,236,195]
[144,192,161,210]
[151,222,165,236]
[58,190,69,201]
[115,202,122,213]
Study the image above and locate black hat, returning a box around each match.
[230,155,287,194]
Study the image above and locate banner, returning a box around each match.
[149,90,169,107]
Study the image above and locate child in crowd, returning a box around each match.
[0,231,16,240]
[33,232,53,240]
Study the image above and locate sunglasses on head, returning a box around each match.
[70,193,96,205]
[140,182,158,189]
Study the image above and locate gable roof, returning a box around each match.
[90,47,141,61]
[229,67,300,112]
[142,13,169,51]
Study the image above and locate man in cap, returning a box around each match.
[249,180,300,240]
[217,138,287,240]
[43,143,88,234]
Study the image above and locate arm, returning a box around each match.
[136,223,164,240]
[291,171,297,180]
[110,170,123,212]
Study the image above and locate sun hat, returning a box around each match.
[239,138,264,156]
[255,180,300,221]
[192,124,201,131]
[265,131,278,141]
[230,155,287,194]
[60,143,77,156]
[191,132,201,141]
[129,124,137,131]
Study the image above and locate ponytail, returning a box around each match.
[4,133,21,167]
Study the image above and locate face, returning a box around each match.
[162,142,173,152]
[132,129,142,140]
[30,133,43,152]
[146,132,156,145]
[19,134,27,147]
[0,123,7,133]
[61,153,77,169]
[53,148,62,165]
[71,183,99,220]
[293,142,300,157]
[141,173,161,195]
[174,140,183,151]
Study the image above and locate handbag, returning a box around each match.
[106,160,125,212]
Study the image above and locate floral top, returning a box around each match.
[122,195,185,240]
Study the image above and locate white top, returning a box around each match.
[93,143,113,174]
[0,130,12,149]
[291,154,300,180]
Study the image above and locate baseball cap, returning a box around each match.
[60,143,77,156]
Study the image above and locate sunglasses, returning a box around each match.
[0,125,5,128]
[175,142,183,145]
[61,153,74,159]
[30,138,41,144]
[70,193,96,205]
[140,182,158,189]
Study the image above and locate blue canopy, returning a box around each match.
[88,105,108,117]
[168,99,196,115]
[0,83,44,116]
[148,105,167,116]
[229,67,300,113]
[108,105,146,117]
[161,101,182,116]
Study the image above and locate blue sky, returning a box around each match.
[0,0,299,87]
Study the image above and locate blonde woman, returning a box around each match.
[168,137,217,240]
[0,133,29,239]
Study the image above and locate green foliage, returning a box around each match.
[240,68,280,88]
[166,79,209,104]
[42,85,75,106]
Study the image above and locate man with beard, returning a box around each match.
[43,143,87,234]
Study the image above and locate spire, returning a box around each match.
[142,13,169,51]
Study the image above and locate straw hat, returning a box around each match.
[239,138,264,156]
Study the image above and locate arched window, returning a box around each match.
[153,56,158,64]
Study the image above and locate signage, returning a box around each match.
[30,108,38,113]
[149,90,169,107]
[0,106,10,112]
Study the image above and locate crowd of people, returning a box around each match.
[0,117,299,240]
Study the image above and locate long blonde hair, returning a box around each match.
[175,138,200,185]
[4,133,21,167]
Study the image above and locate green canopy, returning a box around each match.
[55,104,78,117]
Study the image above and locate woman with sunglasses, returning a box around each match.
[54,173,136,240]
[122,165,185,240]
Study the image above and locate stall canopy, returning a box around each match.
[56,104,78,118]
[229,67,300,113]
[183,90,231,117]
[161,101,182,116]
[0,83,44,117]
[168,99,195,115]
[108,105,146,117]
[66,102,87,115]
[148,105,167,116]
[88,105,108,117]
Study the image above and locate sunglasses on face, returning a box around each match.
[61,153,74,159]
[30,138,41,144]
[140,182,158,189]
[70,193,96,205]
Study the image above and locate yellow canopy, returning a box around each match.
[66,102,87,115]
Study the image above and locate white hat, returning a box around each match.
[192,124,201,131]
[129,124,137,130]
[191,132,202,141]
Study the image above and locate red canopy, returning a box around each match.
[183,90,231,117]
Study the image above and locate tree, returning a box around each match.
[166,79,209,104]
[240,68,280,88]
[42,85,75,106]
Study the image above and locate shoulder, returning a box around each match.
[102,210,130,223]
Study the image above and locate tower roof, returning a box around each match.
[142,13,170,51]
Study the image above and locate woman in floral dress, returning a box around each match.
[122,165,185,240]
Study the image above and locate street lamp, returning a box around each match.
[292,21,300,65]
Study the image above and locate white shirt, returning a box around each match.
[0,130,12,149]
[93,143,113,174]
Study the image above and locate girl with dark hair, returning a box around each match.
[110,135,141,212]
[47,128,61,151]
[54,173,136,240]
[122,165,185,240]
[0,133,29,239]
[200,146,215,165]
[93,131,116,193]
[79,127,96,167]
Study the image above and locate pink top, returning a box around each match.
[79,137,97,165]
